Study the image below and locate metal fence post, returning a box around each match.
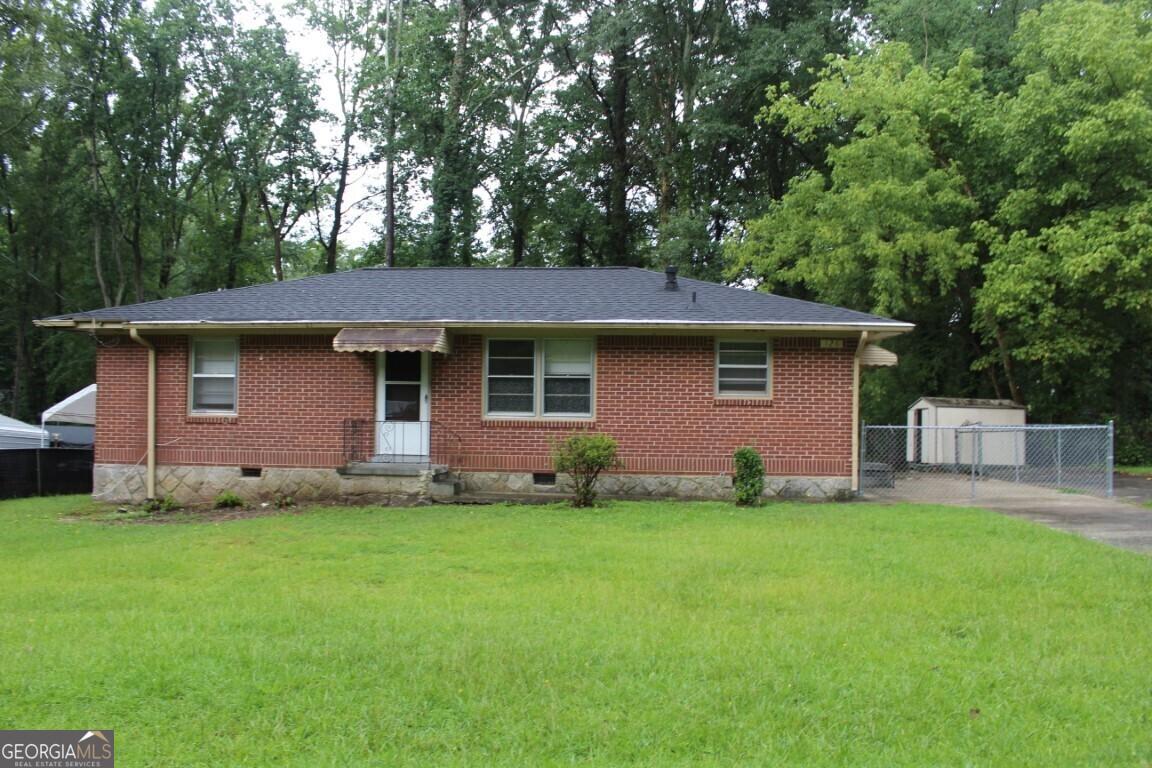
[1057,430,1063,488]
[858,421,867,496]
[969,431,977,499]
[1013,429,1021,485]
[1107,420,1114,498]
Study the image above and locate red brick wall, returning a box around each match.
[94,341,150,465]
[96,334,374,469]
[432,334,855,477]
[96,332,854,477]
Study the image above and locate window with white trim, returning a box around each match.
[486,338,593,417]
[190,338,238,413]
[716,340,771,396]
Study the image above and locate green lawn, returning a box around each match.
[2,496,1151,767]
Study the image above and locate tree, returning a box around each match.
[730,0,1152,436]
[225,24,322,281]
[297,0,384,272]
[974,0,1152,421]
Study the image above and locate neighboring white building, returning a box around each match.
[907,397,1027,466]
[0,414,50,449]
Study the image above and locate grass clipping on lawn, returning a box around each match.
[2,496,1151,766]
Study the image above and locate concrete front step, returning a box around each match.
[339,462,451,477]
[429,480,461,502]
[450,491,569,505]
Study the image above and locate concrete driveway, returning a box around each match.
[863,472,1152,554]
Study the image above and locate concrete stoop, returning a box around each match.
[429,467,462,502]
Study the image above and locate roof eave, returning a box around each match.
[37,317,915,339]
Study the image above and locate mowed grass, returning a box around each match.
[2,497,1151,767]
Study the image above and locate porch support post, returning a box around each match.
[129,328,157,499]
[852,331,869,493]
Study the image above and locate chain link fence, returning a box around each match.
[860,423,1114,501]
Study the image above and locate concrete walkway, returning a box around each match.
[862,472,1152,554]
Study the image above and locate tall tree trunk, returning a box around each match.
[995,324,1024,405]
[511,221,525,266]
[89,138,111,308]
[324,132,351,273]
[130,207,144,303]
[603,32,632,266]
[429,0,472,266]
[227,188,248,290]
[259,187,286,281]
[383,0,405,268]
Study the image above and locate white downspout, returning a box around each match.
[852,331,869,494]
[129,329,157,499]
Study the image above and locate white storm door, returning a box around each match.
[375,351,430,461]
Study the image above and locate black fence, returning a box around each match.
[0,449,94,500]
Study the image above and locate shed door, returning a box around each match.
[375,351,430,461]
[912,408,926,463]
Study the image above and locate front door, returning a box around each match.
[375,351,430,461]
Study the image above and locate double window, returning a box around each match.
[716,340,771,396]
[190,338,238,413]
[486,338,593,417]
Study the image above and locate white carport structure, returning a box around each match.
[0,414,50,449]
[42,384,96,427]
[41,384,97,447]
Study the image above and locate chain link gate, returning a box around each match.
[860,423,1114,501]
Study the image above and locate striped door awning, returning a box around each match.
[860,343,898,368]
[332,327,451,354]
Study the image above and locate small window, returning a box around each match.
[716,340,770,396]
[191,338,238,413]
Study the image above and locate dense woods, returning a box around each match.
[2,0,1149,460]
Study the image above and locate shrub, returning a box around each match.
[142,495,179,514]
[213,491,245,509]
[550,430,624,507]
[1114,415,1152,467]
[733,446,765,506]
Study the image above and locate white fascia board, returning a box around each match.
[45,317,915,340]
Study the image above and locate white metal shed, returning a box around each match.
[907,397,1027,466]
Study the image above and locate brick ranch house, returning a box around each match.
[37,266,912,504]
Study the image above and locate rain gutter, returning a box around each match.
[129,329,157,500]
[852,331,870,494]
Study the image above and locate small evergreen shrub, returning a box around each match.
[733,446,765,506]
[213,491,245,509]
[550,430,624,508]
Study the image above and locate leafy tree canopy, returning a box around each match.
[730,0,1152,436]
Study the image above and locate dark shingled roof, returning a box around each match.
[39,267,911,332]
